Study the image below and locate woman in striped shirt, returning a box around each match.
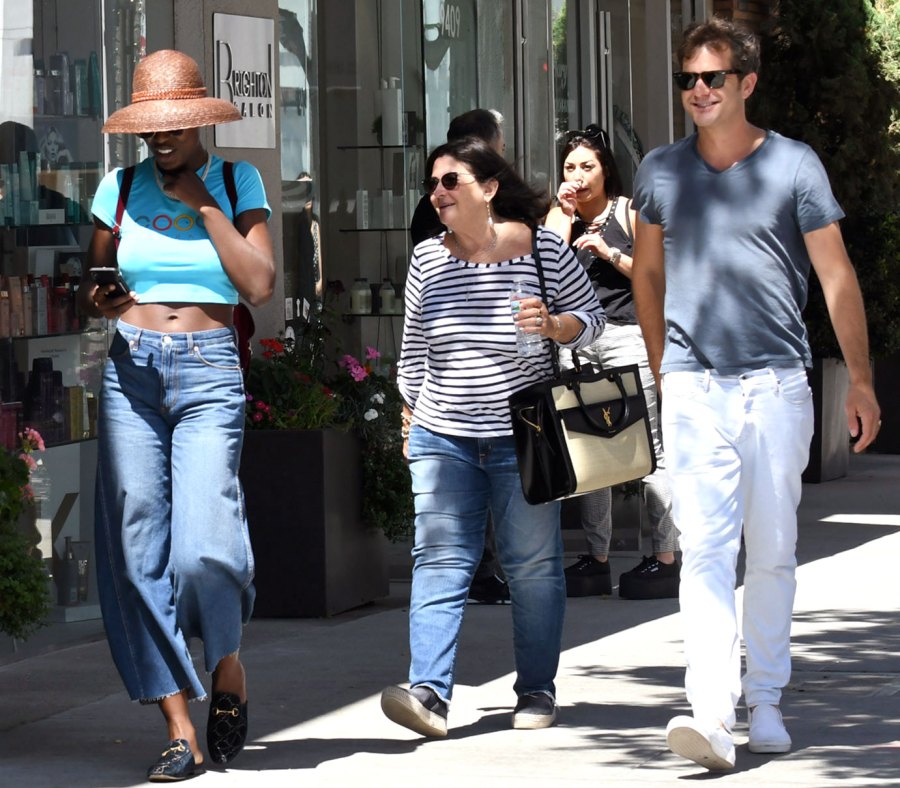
[381,137,605,737]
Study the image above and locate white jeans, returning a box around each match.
[662,368,814,729]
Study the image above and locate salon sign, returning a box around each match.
[213,13,276,148]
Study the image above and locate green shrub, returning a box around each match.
[0,430,51,640]
[750,0,900,357]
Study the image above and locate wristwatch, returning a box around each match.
[607,247,622,265]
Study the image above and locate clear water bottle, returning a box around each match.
[510,277,543,357]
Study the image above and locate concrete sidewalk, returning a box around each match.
[1,454,898,787]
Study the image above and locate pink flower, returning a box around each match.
[350,365,368,382]
[20,427,45,452]
[365,346,381,361]
[253,412,264,422]
[19,453,37,471]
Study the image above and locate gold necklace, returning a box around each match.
[154,155,212,196]
[449,225,499,262]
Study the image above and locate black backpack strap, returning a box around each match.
[112,165,136,248]
[222,160,238,219]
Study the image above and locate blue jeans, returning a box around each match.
[95,322,255,703]
[662,367,813,728]
[406,426,565,703]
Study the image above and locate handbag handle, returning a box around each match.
[532,230,586,380]
[570,373,631,433]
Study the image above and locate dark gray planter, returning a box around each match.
[873,354,900,454]
[803,358,850,483]
[240,429,389,617]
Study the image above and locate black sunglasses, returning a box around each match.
[564,124,610,150]
[137,129,186,140]
[672,69,742,90]
[422,171,478,195]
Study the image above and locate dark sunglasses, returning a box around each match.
[564,124,610,150]
[672,69,742,90]
[137,129,186,140]
[422,171,478,195]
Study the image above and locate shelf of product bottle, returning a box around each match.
[34,51,103,118]
[0,159,100,227]
[7,219,94,228]
[0,392,98,450]
[0,275,82,338]
[2,328,94,342]
[348,277,403,316]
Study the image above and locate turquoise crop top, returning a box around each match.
[90,155,271,304]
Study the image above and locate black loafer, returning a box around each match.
[147,738,201,782]
[207,691,249,764]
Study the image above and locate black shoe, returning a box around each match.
[468,573,511,604]
[206,692,248,765]
[147,739,202,782]
[618,556,680,599]
[512,692,558,729]
[381,684,449,737]
[564,555,612,597]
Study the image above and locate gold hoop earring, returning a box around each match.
[486,201,494,227]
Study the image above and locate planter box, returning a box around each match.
[873,354,900,454]
[803,358,850,483]
[240,429,389,617]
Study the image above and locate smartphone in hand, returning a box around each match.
[89,267,131,299]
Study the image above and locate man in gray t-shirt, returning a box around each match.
[631,17,881,773]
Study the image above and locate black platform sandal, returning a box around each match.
[207,692,249,764]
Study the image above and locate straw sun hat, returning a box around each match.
[102,49,241,134]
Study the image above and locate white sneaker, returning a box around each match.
[666,715,736,771]
[748,704,792,753]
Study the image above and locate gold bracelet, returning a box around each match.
[552,315,563,339]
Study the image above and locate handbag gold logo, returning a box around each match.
[602,407,613,427]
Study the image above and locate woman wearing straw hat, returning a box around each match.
[80,50,275,781]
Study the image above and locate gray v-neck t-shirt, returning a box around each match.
[633,130,844,375]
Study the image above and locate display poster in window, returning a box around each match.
[213,13,277,149]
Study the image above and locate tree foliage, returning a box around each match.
[749,0,900,357]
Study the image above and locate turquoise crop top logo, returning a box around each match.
[91,155,271,305]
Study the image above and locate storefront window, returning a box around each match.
[0,0,156,627]
[422,0,515,160]
[550,0,672,195]
[278,0,321,330]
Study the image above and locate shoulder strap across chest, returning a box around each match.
[114,159,238,245]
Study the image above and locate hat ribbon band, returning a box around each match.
[131,87,208,103]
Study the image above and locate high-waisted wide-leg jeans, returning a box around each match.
[95,322,255,703]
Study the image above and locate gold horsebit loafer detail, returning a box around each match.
[206,692,249,764]
[147,738,202,782]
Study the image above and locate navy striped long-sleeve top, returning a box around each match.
[397,226,606,437]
